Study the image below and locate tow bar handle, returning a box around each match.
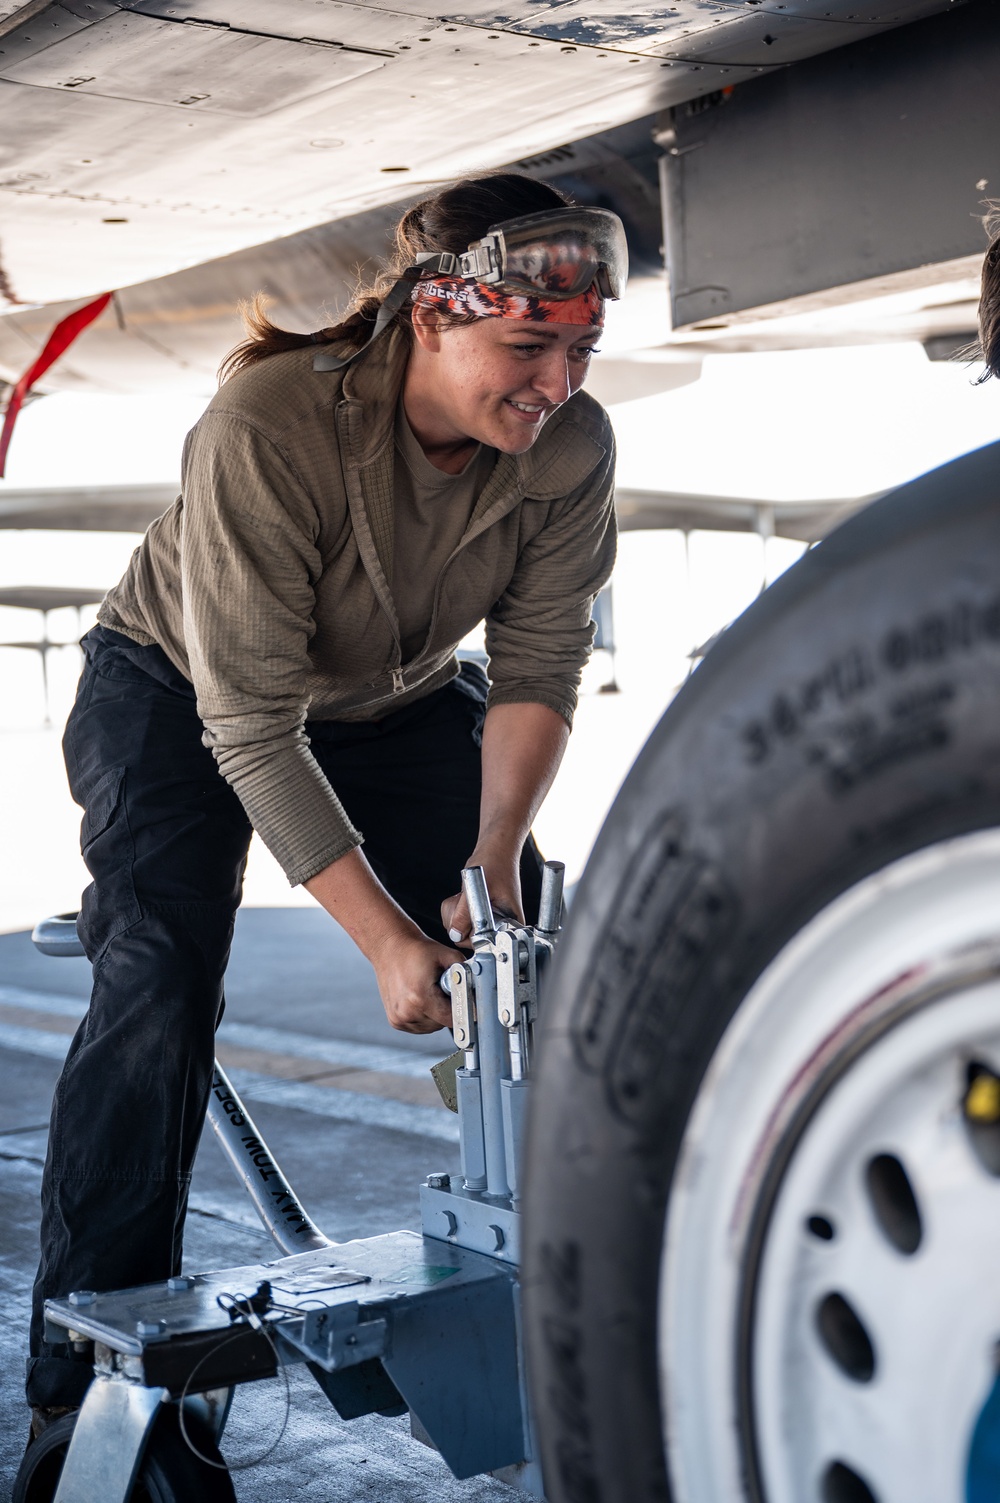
[31,913,86,958]
[425,862,565,1244]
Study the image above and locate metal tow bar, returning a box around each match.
[423,861,564,1261]
[33,862,565,1501]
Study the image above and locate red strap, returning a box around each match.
[0,291,113,478]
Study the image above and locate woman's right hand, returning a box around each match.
[371,931,463,1034]
[304,847,461,1032]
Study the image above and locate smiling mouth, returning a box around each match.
[506,400,547,418]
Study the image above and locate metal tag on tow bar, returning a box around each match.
[270,1266,371,1298]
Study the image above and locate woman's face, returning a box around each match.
[405,310,603,456]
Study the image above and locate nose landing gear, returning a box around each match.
[521,442,1000,1503]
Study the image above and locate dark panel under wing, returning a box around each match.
[660,0,998,327]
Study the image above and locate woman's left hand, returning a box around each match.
[441,842,523,944]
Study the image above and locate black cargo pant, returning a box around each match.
[27,625,542,1408]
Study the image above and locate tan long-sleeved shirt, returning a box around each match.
[99,327,617,885]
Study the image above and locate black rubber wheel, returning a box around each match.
[13,1405,237,1503]
[522,441,1000,1503]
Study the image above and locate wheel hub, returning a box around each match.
[753,976,1000,1503]
[659,829,1000,1503]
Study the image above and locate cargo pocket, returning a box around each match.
[76,765,142,961]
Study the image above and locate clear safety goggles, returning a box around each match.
[423,206,629,301]
[314,205,628,371]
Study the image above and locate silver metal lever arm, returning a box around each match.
[537,860,566,936]
[446,961,478,1055]
[461,865,496,943]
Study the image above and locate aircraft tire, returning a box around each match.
[522,441,1000,1503]
[13,1405,237,1503]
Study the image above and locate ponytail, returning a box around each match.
[218,291,382,383]
[219,171,570,384]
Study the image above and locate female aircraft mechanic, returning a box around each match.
[26,171,626,1423]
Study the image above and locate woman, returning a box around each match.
[26,171,623,1424]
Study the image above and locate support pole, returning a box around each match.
[462,868,509,1198]
[206,1062,332,1255]
[471,956,509,1198]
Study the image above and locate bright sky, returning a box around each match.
[613,343,1000,499]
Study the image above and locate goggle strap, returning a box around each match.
[313,255,454,372]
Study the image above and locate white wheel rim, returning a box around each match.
[659,828,1000,1503]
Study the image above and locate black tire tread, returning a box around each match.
[523,441,1000,1503]
[13,1404,237,1503]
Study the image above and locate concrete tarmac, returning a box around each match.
[0,908,518,1501]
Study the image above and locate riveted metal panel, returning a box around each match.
[2,9,385,114]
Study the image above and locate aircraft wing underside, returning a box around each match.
[0,0,961,309]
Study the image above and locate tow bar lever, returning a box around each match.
[422,861,564,1259]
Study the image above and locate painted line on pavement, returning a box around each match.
[0,986,442,1078]
[0,1023,458,1143]
[0,1022,69,1062]
[225,1067,458,1143]
[0,986,87,1017]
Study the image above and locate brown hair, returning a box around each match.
[975,202,1000,382]
[219,172,570,383]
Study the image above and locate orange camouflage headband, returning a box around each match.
[412,277,604,326]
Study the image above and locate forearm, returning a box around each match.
[211,730,362,887]
[305,846,421,961]
[306,847,458,1033]
[476,701,569,853]
[440,701,568,941]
